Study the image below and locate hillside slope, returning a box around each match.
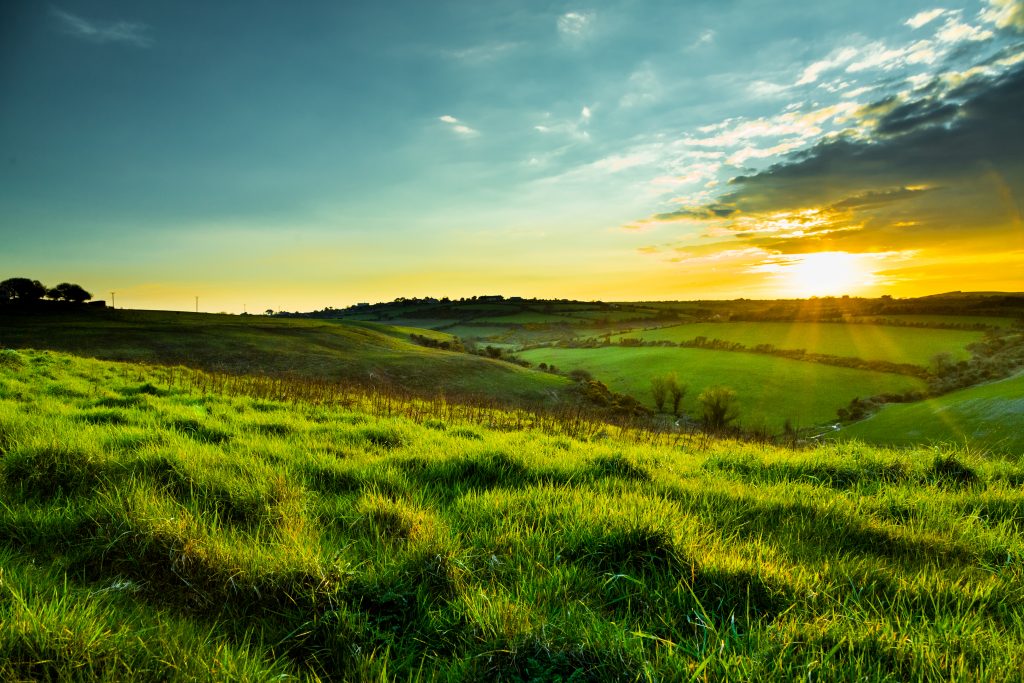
[0,309,570,406]
[840,373,1024,454]
[1,350,1023,680]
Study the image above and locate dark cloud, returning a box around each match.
[718,63,1024,216]
[874,99,960,136]
[828,186,936,210]
[652,205,737,221]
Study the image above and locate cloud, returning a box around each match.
[796,47,860,85]
[50,7,152,47]
[982,0,1024,31]
[619,63,662,108]
[444,42,520,63]
[692,29,715,48]
[906,9,948,30]
[631,62,1023,270]
[438,115,479,136]
[557,11,594,40]
[935,16,994,43]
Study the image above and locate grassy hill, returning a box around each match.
[840,373,1024,454]
[608,321,985,366]
[519,346,927,429]
[0,309,571,407]
[2,349,1023,680]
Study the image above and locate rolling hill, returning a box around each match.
[0,308,571,407]
[840,373,1024,454]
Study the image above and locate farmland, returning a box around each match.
[519,346,927,429]
[0,309,571,407]
[840,373,1024,452]
[2,348,1023,681]
[608,321,985,366]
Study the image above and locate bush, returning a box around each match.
[698,385,740,431]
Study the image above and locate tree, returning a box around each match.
[0,277,47,302]
[650,376,668,412]
[929,352,956,377]
[698,385,740,431]
[665,372,687,416]
[46,282,92,303]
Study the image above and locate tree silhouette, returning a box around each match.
[0,277,47,302]
[47,282,92,303]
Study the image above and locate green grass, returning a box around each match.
[1,349,1023,680]
[473,312,585,324]
[840,373,1024,454]
[609,321,984,366]
[519,346,927,428]
[851,315,1019,328]
[0,309,571,406]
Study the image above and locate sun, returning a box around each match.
[785,251,867,296]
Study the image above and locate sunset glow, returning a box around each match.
[782,252,871,297]
[1,1,1022,309]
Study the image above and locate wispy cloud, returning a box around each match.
[619,63,662,108]
[691,28,716,48]
[906,9,948,30]
[438,114,479,137]
[50,7,152,47]
[796,47,860,85]
[444,42,520,64]
[557,11,594,41]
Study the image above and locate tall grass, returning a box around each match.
[1,348,1023,681]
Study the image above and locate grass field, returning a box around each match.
[0,310,571,406]
[609,322,984,366]
[520,346,926,428]
[840,373,1024,454]
[473,312,584,324]
[2,349,1023,681]
[851,315,1020,329]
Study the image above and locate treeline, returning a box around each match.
[0,277,94,304]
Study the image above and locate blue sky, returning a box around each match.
[1,0,1022,310]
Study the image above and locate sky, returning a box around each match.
[1,0,1022,311]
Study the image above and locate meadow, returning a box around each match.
[607,322,985,366]
[2,348,1024,681]
[840,373,1024,453]
[519,346,927,429]
[0,309,571,407]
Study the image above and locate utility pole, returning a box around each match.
[110,292,115,308]
[195,296,199,313]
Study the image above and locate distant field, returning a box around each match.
[567,309,662,322]
[473,312,584,324]
[851,314,1019,328]
[0,309,571,406]
[840,373,1024,453]
[364,317,461,329]
[345,321,457,343]
[610,321,983,366]
[519,346,926,428]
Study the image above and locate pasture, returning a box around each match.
[1,349,1022,681]
[609,321,984,366]
[519,346,927,428]
[0,309,571,406]
[840,373,1024,454]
